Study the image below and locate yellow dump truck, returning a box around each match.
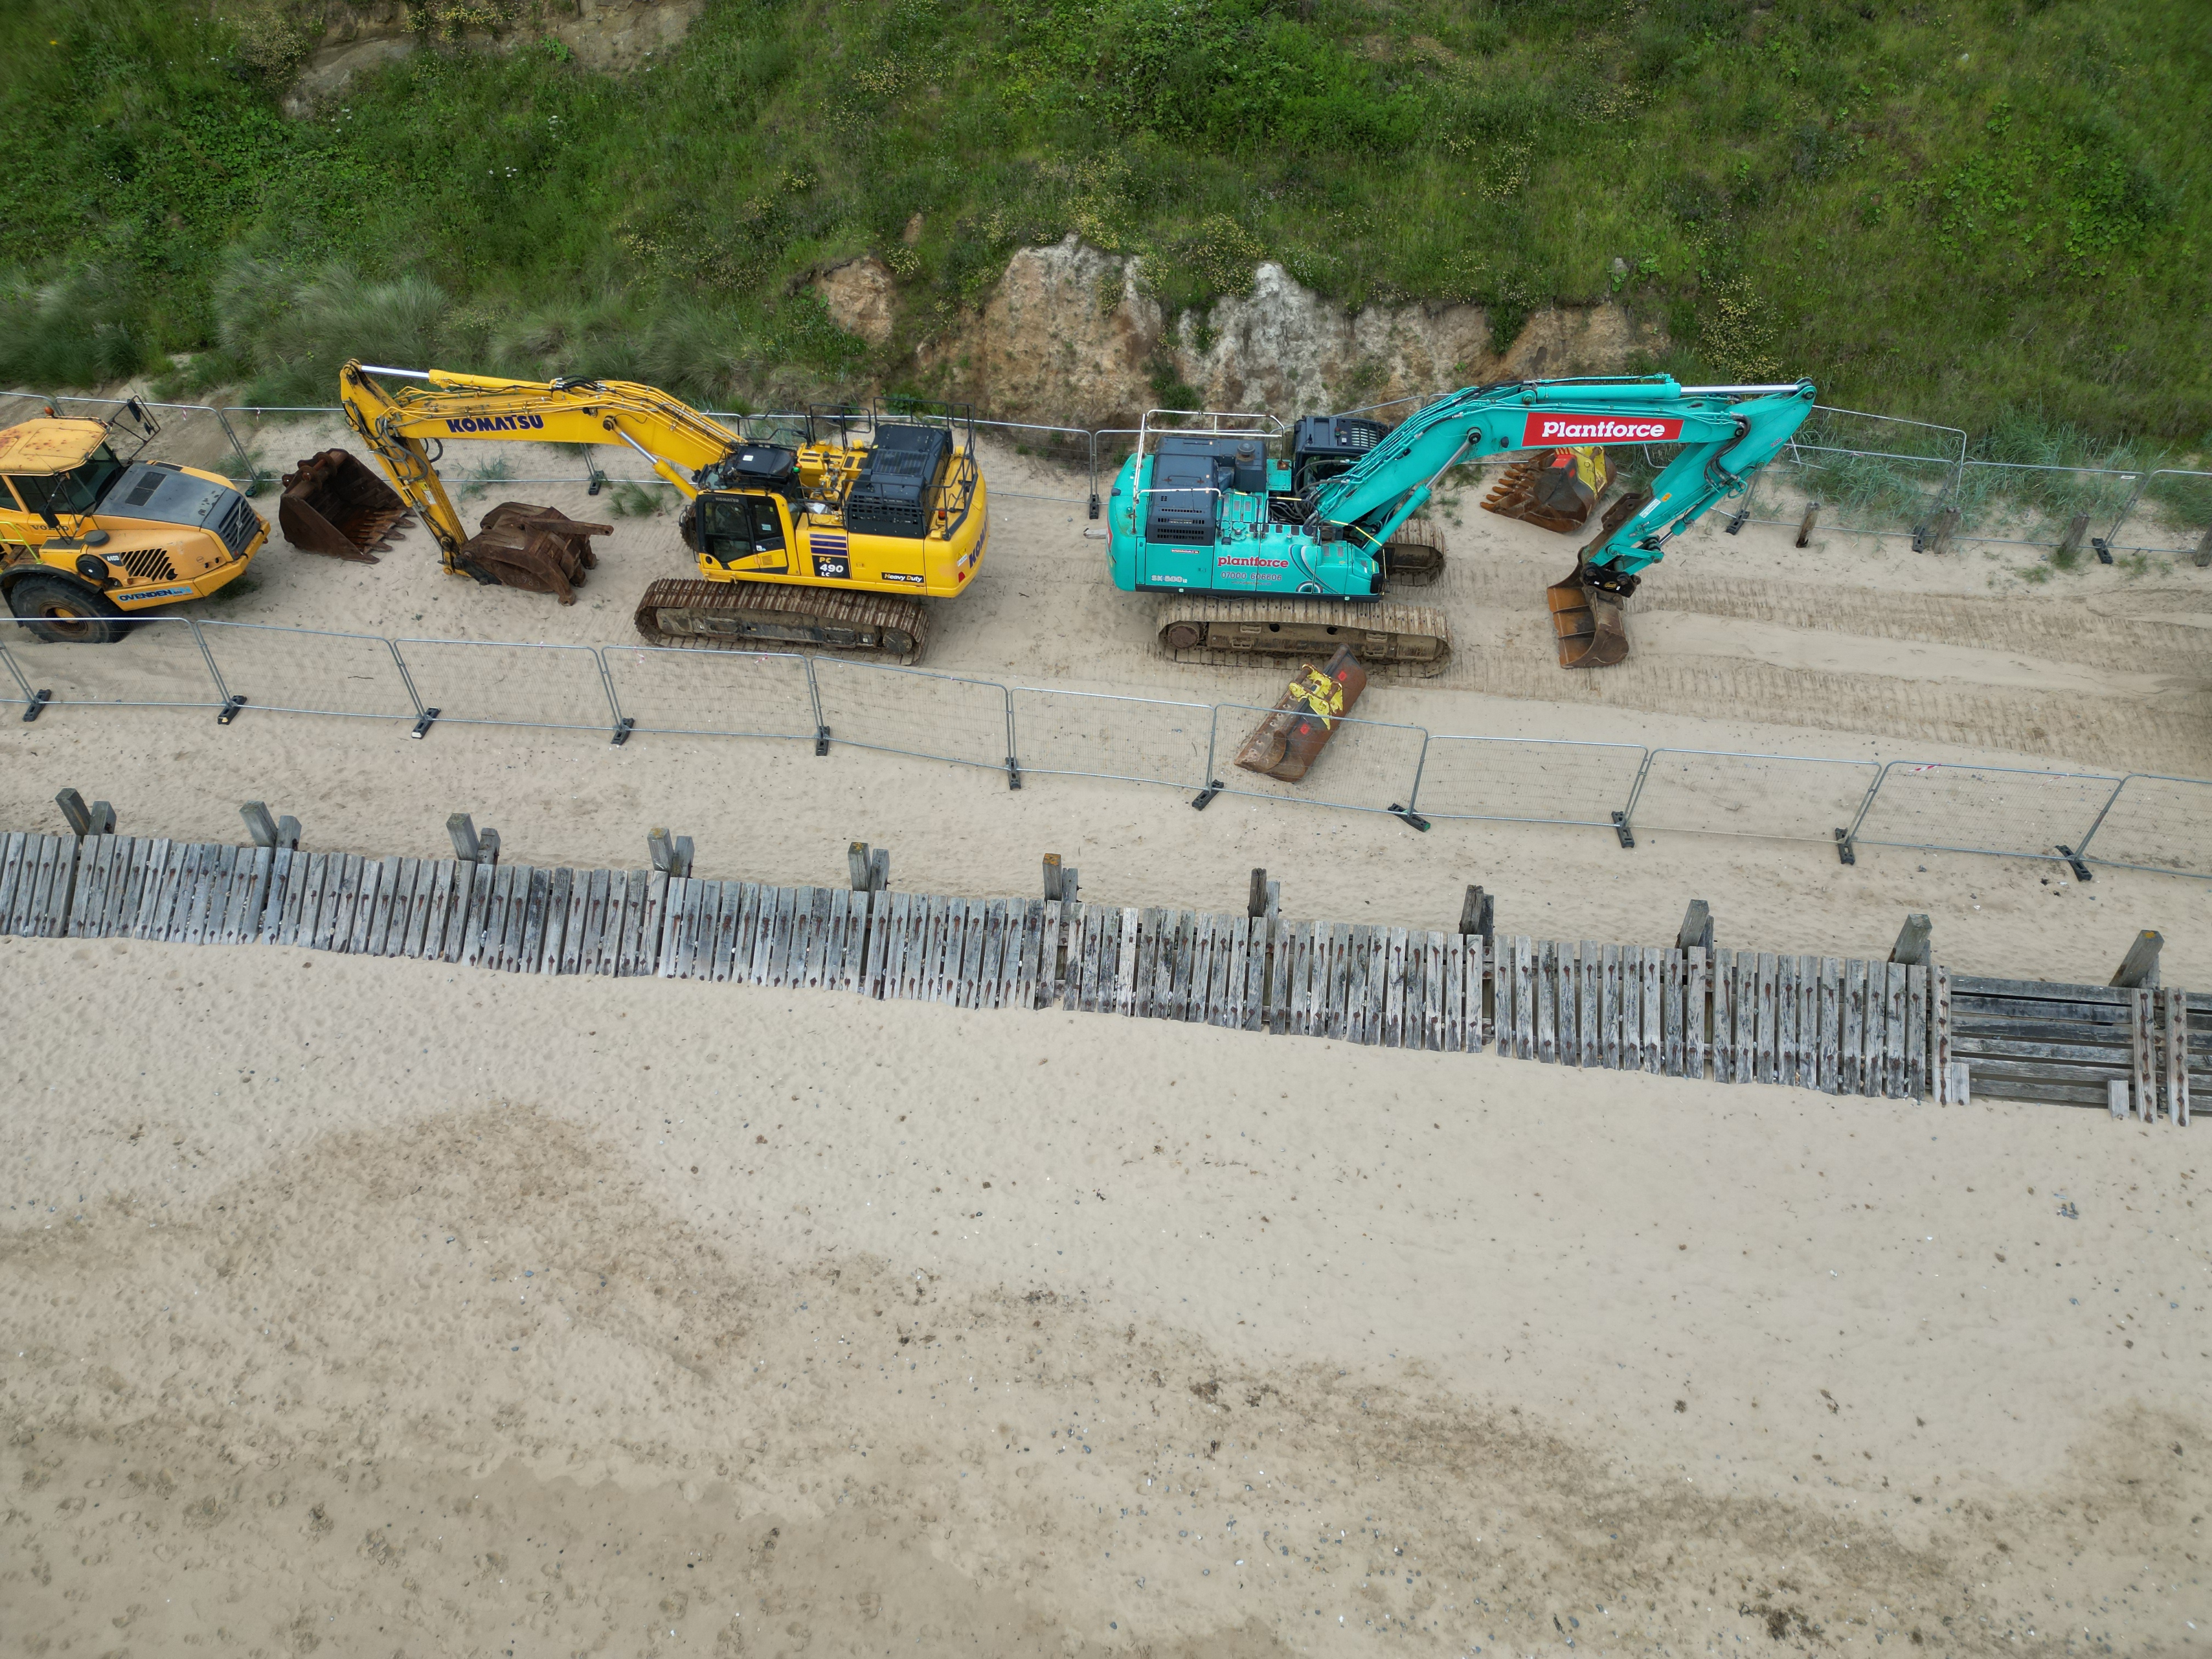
[0,415,267,643]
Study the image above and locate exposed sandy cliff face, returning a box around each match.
[874,235,1661,427]
[281,0,701,116]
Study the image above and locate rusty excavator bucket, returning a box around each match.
[1482,445,1609,534]
[1546,484,1654,671]
[456,503,612,605]
[278,450,412,562]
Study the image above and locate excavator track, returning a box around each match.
[633,578,929,666]
[1380,516,1447,586]
[1154,595,1452,678]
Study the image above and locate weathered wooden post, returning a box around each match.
[647,828,693,879]
[1889,913,1932,966]
[55,788,114,838]
[448,812,499,867]
[2056,514,2090,562]
[2111,930,2162,989]
[1795,503,1819,548]
[2195,527,2212,569]
[1458,884,1494,945]
[1677,899,1713,955]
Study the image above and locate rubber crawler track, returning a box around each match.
[1154,595,1452,678]
[633,577,930,667]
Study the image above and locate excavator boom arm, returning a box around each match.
[337,361,742,562]
[1308,375,1815,576]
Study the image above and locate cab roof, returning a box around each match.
[0,419,109,476]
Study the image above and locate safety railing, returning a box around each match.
[8,617,2212,879]
[1200,701,1429,819]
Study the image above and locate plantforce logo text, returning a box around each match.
[1520,414,1684,445]
[1217,556,1290,569]
[443,414,547,433]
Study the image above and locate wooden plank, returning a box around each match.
[1126,906,1158,1020]
[1865,958,1891,1094]
[1903,963,1928,1099]
[1750,952,1776,1084]
[153,841,194,945]
[1357,926,1382,1044]
[114,837,154,941]
[433,860,472,964]
[346,853,385,956]
[793,885,824,990]
[217,845,256,945]
[398,858,432,959]
[64,834,105,938]
[1618,944,1640,1071]
[1775,953,1797,1087]
[128,839,170,942]
[1931,965,1954,1105]
[857,889,888,997]
[1842,960,1867,1096]
[1109,905,1136,1018]
[1214,915,1243,1030]
[2165,988,2191,1125]
[789,885,823,990]
[103,836,138,938]
[1374,927,1402,1050]
[759,885,792,988]
[649,874,684,978]
[951,897,981,1006]
[973,898,1002,1009]
[278,845,314,947]
[1340,926,1369,1043]
[499,865,535,973]
[1735,952,1760,1084]
[1705,947,1731,1082]
[870,890,902,998]
[686,876,716,980]
[1419,931,1443,1052]
[1532,939,1557,1063]
[989,898,1018,1008]
[1595,942,1617,1069]
[1793,956,1816,1088]
[413,859,448,960]
[65,835,108,938]
[173,840,212,946]
[1662,949,1685,1077]
[581,866,615,976]
[465,860,503,968]
[2130,988,2156,1119]
[845,889,873,996]
[1258,917,1283,1035]
[0,832,25,934]
[359,855,397,955]
[1508,935,1532,1062]
[1283,921,1310,1036]
[232,846,273,947]
[606,868,640,977]
[1182,912,1211,1025]
[1442,934,1465,1052]
[387,857,424,958]
[17,834,56,936]
[1007,898,1037,1009]
[1883,963,1908,1098]
[313,852,351,953]
[742,883,776,986]
[1684,946,1707,1080]
[205,843,242,946]
[1814,958,1839,1094]
[182,844,227,947]
[714,882,748,986]
[37,836,77,939]
[1637,946,1654,1079]
[1312,922,1339,1039]
[1553,942,1578,1067]
[1073,903,1100,1014]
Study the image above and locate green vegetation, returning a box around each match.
[1,0,2205,455]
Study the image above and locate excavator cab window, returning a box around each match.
[698,490,790,573]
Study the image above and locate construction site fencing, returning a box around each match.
[1008,687,1212,792]
[1621,749,1882,848]
[1412,734,1646,830]
[600,645,822,746]
[809,656,1018,778]
[1848,760,2124,867]
[194,620,418,723]
[0,615,230,713]
[1203,702,1430,818]
[12,620,2212,879]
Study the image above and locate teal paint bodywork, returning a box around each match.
[1104,376,1816,600]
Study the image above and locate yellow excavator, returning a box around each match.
[319,362,989,663]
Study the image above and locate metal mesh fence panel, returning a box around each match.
[600,645,819,743]
[1414,735,1645,828]
[194,621,418,722]
[1852,761,2123,864]
[2076,775,2212,878]
[2105,469,2212,558]
[390,639,616,732]
[1624,749,1880,845]
[0,616,226,710]
[811,657,1014,773]
[1010,687,1211,791]
[1204,702,1427,815]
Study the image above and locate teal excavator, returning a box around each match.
[1104,375,1815,673]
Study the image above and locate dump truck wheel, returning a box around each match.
[6,573,131,644]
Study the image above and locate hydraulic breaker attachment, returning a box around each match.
[277,449,411,561]
[1546,484,1652,670]
[1482,445,1609,534]
[457,503,610,603]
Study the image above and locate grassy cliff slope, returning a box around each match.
[0,0,2204,441]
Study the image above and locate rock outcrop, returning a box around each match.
[877,236,1661,429]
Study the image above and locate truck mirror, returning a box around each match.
[38,505,60,532]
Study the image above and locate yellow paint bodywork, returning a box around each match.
[337,362,988,601]
[0,456,264,608]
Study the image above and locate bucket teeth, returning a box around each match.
[278,450,411,561]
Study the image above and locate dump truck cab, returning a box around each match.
[0,417,266,642]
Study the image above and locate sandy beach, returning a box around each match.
[2,423,2208,1655]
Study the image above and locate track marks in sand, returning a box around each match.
[5,1103,2199,1654]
